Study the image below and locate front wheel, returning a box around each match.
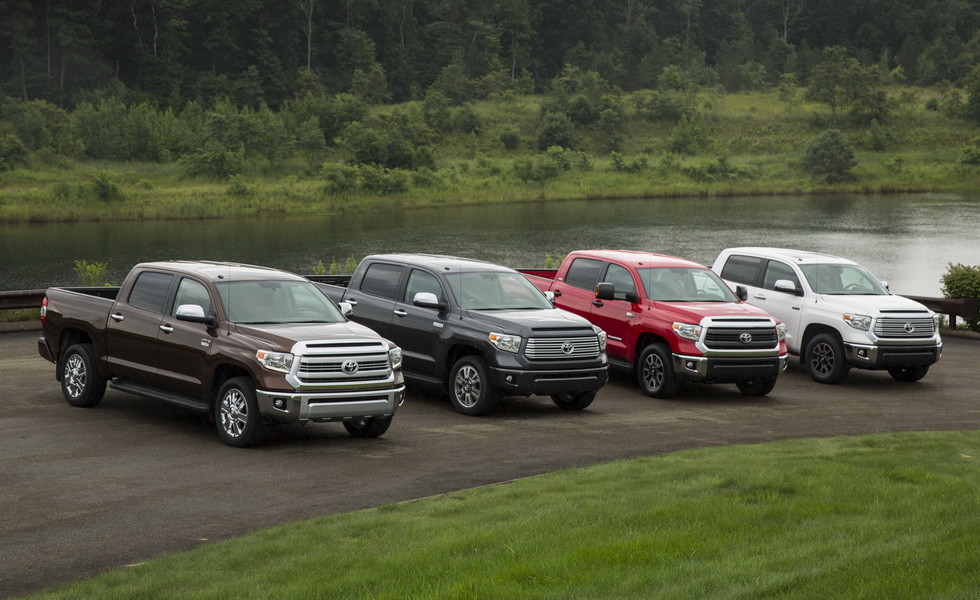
[804,333,850,384]
[60,343,106,408]
[636,343,679,398]
[215,377,268,447]
[888,365,929,382]
[448,356,496,416]
[736,377,777,397]
[551,390,596,411]
[344,416,393,438]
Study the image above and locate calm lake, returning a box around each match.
[2,193,978,297]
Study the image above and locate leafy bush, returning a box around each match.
[180,140,246,179]
[941,263,980,331]
[90,171,121,201]
[609,152,648,173]
[801,129,857,183]
[358,165,410,195]
[74,260,110,286]
[537,111,575,150]
[668,114,708,155]
[634,90,688,122]
[452,105,482,134]
[321,163,360,195]
[681,156,752,182]
[337,113,435,170]
[958,137,980,166]
[0,133,28,171]
[864,119,890,151]
[498,125,521,150]
[227,175,254,197]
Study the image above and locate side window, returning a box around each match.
[720,255,763,285]
[603,263,637,301]
[762,260,801,292]
[359,263,404,300]
[403,269,442,304]
[128,271,175,314]
[564,258,603,290]
[172,278,212,316]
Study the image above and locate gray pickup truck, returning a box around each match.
[38,261,406,446]
[317,254,609,415]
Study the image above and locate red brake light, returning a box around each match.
[40,297,47,324]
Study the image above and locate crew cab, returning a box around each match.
[712,247,942,384]
[38,261,405,446]
[521,250,788,398]
[318,254,608,415]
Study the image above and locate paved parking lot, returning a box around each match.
[1,329,978,598]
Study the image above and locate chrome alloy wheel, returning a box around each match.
[809,341,836,377]
[642,352,665,391]
[63,354,87,399]
[220,388,249,438]
[453,364,481,408]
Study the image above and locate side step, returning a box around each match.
[110,380,211,414]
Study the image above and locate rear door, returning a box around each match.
[552,257,603,319]
[105,270,176,385]
[345,261,405,339]
[718,254,765,302]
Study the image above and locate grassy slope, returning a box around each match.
[26,431,980,599]
[0,89,978,224]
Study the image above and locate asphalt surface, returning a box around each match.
[1,329,978,598]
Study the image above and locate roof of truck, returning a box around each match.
[568,249,708,269]
[134,261,305,282]
[720,247,858,265]
[363,253,513,273]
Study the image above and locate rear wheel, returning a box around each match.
[551,390,596,410]
[888,365,929,382]
[736,377,777,397]
[448,356,496,416]
[60,343,106,408]
[804,333,850,384]
[636,343,679,399]
[344,416,393,438]
[215,377,268,447]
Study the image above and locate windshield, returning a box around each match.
[639,267,738,302]
[799,264,888,295]
[215,280,346,324]
[446,271,553,310]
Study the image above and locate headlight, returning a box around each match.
[388,346,403,370]
[594,326,607,352]
[843,313,872,331]
[256,350,294,373]
[776,322,787,341]
[489,332,522,353]
[672,322,703,342]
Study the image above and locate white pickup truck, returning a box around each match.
[712,248,942,384]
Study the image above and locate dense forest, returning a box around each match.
[1,0,979,107]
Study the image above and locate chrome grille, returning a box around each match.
[874,317,936,338]
[296,340,391,384]
[525,336,600,360]
[704,327,778,350]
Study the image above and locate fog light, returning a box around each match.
[506,375,514,383]
[686,361,695,370]
[273,398,287,410]
[858,349,867,358]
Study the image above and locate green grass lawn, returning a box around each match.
[26,431,980,599]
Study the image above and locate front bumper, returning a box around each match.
[673,353,788,383]
[256,385,406,424]
[844,341,942,369]
[489,364,609,396]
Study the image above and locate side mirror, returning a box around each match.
[544,291,556,304]
[595,282,615,301]
[735,285,748,302]
[624,291,640,304]
[175,304,217,327]
[339,302,354,317]
[413,292,445,311]
[880,280,890,292]
[774,279,803,296]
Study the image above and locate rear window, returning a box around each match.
[720,255,763,285]
[128,271,174,314]
[359,263,404,300]
[564,258,603,290]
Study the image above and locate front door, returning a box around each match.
[388,268,446,379]
[156,276,216,398]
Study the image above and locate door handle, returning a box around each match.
[110,313,124,322]
[753,293,766,300]
[792,306,801,311]
[393,309,408,317]
[347,299,358,306]
[592,300,604,307]
[159,324,174,333]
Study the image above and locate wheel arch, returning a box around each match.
[56,328,98,381]
[800,323,842,355]
[444,343,486,380]
[634,332,671,362]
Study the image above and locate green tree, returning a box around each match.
[537,111,575,150]
[801,129,857,183]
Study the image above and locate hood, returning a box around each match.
[232,320,382,351]
[466,307,596,336]
[650,300,773,325]
[815,293,932,315]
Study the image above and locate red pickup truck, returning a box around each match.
[521,250,788,398]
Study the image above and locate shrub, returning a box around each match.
[74,260,110,286]
[498,125,521,150]
[0,133,28,171]
[958,137,980,166]
[358,165,410,195]
[864,119,890,152]
[801,129,857,183]
[941,263,980,331]
[633,90,688,122]
[312,260,326,276]
[681,156,752,182]
[227,175,254,197]
[537,111,575,150]
[668,114,708,155]
[321,162,360,195]
[452,105,482,134]
[337,113,435,170]
[609,152,648,173]
[180,140,245,179]
[924,97,939,111]
[90,171,121,201]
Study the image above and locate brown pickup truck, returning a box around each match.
[37,261,406,446]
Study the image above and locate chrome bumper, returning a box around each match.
[256,385,406,424]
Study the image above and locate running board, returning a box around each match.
[110,380,211,414]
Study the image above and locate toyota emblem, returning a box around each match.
[342,360,359,374]
[739,333,753,344]
[561,342,575,354]
[904,322,915,334]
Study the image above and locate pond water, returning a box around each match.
[2,192,978,297]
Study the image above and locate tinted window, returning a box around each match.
[602,264,637,301]
[762,261,801,292]
[360,263,404,300]
[720,255,763,285]
[403,269,443,304]
[565,258,603,290]
[639,268,738,302]
[172,278,213,316]
[128,271,174,314]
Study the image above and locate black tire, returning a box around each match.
[636,343,680,399]
[448,356,496,416]
[804,333,850,384]
[59,343,106,408]
[344,416,393,438]
[215,377,268,447]
[888,365,929,382]
[736,377,778,397]
[551,390,596,411]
